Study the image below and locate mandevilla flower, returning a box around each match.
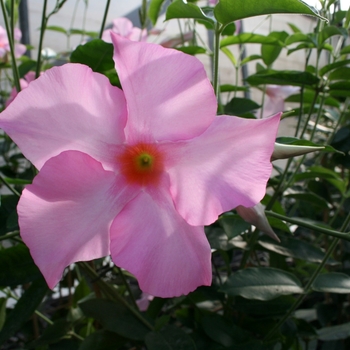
[0,34,281,297]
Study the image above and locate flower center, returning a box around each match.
[118,143,164,186]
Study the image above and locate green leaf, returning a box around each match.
[220,267,304,300]
[70,39,114,73]
[148,0,166,25]
[258,236,338,265]
[79,299,150,341]
[285,33,315,45]
[319,59,350,76]
[319,25,347,44]
[329,81,350,97]
[317,322,350,341]
[176,45,206,55]
[277,136,340,153]
[18,60,37,78]
[261,31,289,66]
[165,0,214,25]
[79,330,126,350]
[246,69,319,86]
[145,325,196,350]
[214,0,325,27]
[206,227,239,251]
[220,33,283,47]
[201,314,250,347]
[328,67,350,81]
[46,25,67,34]
[285,192,330,209]
[340,45,350,55]
[0,278,48,346]
[224,97,260,115]
[312,273,350,293]
[219,214,251,239]
[0,245,42,287]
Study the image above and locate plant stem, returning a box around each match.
[0,173,20,197]
[36,0,48,78]
[0,0,21,92]
[99,0,111,39]
[79,262,154,331]
[0,230,20,241]
[264,211,350,341]
[265,211,350,241]
[212,22,221,100]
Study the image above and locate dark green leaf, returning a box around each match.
[275,137,338,154]
[206,227,239,251]
[329,81,350,97]
[70,40,114,73]
[220,267,304,300]
[0,278,48,346]
[214,0,324,27]
[312,272,350,293]
[79,299,150,341]
[261,31,289,66]
[285,33,316,45]
[219,214,251,239]
[258,236,338,265]
[18,60,37,78]
[201,314,250,347]
[0,245,42,287]
[145,325,196,350]
[317,322,350,341]
[220,84,249,93]
[319,25,347,44]
[148,0,166,25]
[165,0,214,25]
[285,192,330,209]
[224,97,260,115]
[79,330,126,350]
[46,25,67,34]
[246,69,319,86]
[220,33,283,47]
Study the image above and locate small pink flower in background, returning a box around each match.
[0,34,280,297]
[136,293,154,311]
[0,26,26,59]
[102,17,147,43]
[262,85,300,118]
[6,71,37,107]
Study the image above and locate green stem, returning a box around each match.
[239,228,259,268]
[79,262,154,331]
[0,230,20,241]
[0,173,20,197]
[36,0,48,78]
[99,0,111,39]
[115,266,139,310]
[213,22,221,99]
[264,211,350,341]
[265,211,350,241]
[0,0,21,92]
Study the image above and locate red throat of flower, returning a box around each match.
[118,143,164,186]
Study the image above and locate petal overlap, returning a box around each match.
[0,64,127,170]
[18,150,137,288]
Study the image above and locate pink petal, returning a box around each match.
[128,27,147,42]
[0,63,127,170]
[111,33,217,142]
[263,95,284,118]
[14,28,22,41]
[112,17,134,37]
[18,150,137,289]
[110,187,212,297]
[163,113,281,226]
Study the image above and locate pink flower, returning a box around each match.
[102,17,147,43]
[0,26,26,59]
[6,71,37,107]
[262,85,299,118]
[0,34,280,297]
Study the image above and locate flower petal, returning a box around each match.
[111,33,217,142]
[0,63,127,170]
[110,188,212,297]
[164,113,281,226]
[18,150,137,289]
